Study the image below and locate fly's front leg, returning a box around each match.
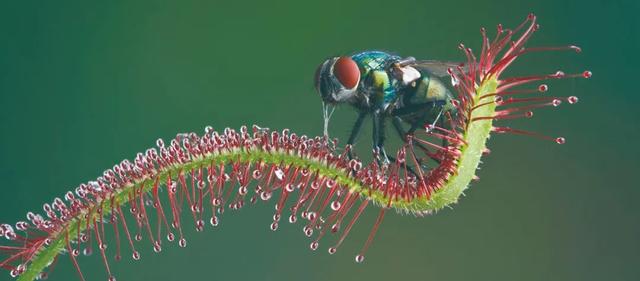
[367,69,393,166]
[372,110,390,165]
[346,111,368,160]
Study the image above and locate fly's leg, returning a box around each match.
[421,108,449,148]
[391,116,407,140]
[425,109,444,134]
[399,101,446,135]
[436,111,449,148]
[372,110,390,166]
[391,117,428,175]
[346,111,368,160]
[407,111,429,135]
[394,114,432,155]
[405,106,447,162]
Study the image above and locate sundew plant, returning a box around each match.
[0,14,590,281]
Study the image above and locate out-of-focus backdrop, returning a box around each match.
[1,1,637,280]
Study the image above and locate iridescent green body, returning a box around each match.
[351,51,455,120]
[315,50,459,163]
[348,51,457,150]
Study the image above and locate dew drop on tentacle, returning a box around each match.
[355,254,365,263]
[307,212,317,221]
[567,96,579,104]
[331,201,341,211]
[132,251,140,260]
[555,137,566,144]
[260,191,272,201]
[210,216,219,227]
[270,222,279,231]
[178,238,187,248]
[538,84,548,92]
[212,197,221,206]
[239,185,248,195]
[328,247,337,255]
[285,184,295,193]
[525,111,534,118]
[196,220,204,232]
[309,241,319,251]
[303,226,313,237]
[252,169,262,179]
[326,179,337,188]
[311,180,320,190]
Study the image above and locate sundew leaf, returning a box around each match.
[0,14,590,281]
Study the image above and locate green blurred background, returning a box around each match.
[0,0,638,280]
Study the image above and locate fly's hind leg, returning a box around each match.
[403,105,448,160]
[391,117,429,175]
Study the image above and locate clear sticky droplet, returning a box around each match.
[310,241,319,251]
[132,251,140,260]
[331,201,341,211]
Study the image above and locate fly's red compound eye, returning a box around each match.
[333,56,360,89]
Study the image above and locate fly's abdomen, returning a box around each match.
[411,74,451,104]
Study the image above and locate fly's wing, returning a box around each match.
[412,60,467,78]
